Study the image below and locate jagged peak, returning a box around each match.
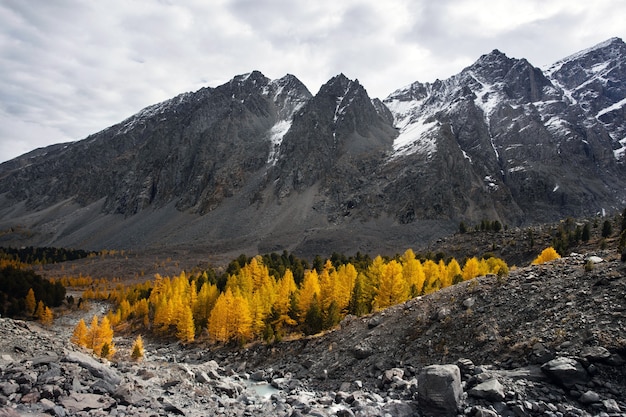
[384,81,430,103]
[228,70,271,91]
[545,37,626,75]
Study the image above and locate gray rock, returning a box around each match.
[586,256,604,264]
[473,407,498,417]
[579,390,600,404]
[540,357,589,388]
[0,382,19,396]
[352,342,373,359]
[462,297,476,309]
[602,398,621,413]
[59,392,115,412]
[417,364,462,416]
[367,316,382,329]
[457,358,476,375]
[468,379,505,402]
[381,368,404,385]
[580,346,611,362]
[382,401,418,417]
[63,351,122,386]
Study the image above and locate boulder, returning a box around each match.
[579,390,600,404]
[417,364,462,416]
[580,346,611,362]
[468,379,505,402]
[63,351,122,386]
[540,357,589,389]
[59,392,115,412]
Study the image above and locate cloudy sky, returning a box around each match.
[0,0,624,163]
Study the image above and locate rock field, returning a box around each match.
[0,251,625,416]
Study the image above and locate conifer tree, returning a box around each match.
[373,260,406,310]
[71,319,89,347]
[175,303,195,343]
[462,257,481,280]
[25,288,36,316]
[297,270,320,322]
[34,300,46,320]
[348,273,368,316]
[131,335,144,361]
[40,306,53,326]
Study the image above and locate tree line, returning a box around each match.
[90,249,509,345]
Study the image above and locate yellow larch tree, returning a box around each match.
[373,260,407,310]
[297,270,320,323]
[271,270,298,333]
[208,288,252,344]
[422,260,441,294]
[401,249,426,297]
[25,288,36,316]
[175,303,195,343]
[531,247,561,265]
[194,282,219,328]
[39,306,54,326]
[131,335,144,361]
[34,300,46,320]
[318,260,336,312]
[71,319,89,347]
[462,257,481,281]
[334,263,357,311]
[94,316,114,357]
[361,255,386,309]
[445,258,462,287]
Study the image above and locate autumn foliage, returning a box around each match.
[531,247,561,265]
[93,250,508,346]
[71,315,115,358]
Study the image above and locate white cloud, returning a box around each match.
[0,0,625,163]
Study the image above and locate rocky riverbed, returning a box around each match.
[1,251,625,416]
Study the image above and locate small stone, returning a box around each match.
[474,407,498,417]
[586,256,603,264]
[462,297,476,309]
[602,399,621,413]
[579,390,600,404]
[580,346,611,362]
[367,316,382,329]
[457,358,475,376]
[352,342,373,359]
[382,368,404,385]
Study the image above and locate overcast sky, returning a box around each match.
[0,0,624,163]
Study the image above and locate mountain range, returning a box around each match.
[1,38,625,257]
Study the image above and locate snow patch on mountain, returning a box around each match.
[267,120,292,165]
[391,120,438,158]
[597,97,626,118]
[615,138,626,161]
[333,82,355,123]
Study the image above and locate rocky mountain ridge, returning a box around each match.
[1,39,626,256]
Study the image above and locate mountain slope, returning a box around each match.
[1,39,626,255]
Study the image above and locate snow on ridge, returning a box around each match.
[116,92,193,135]
[614,137,626,161]
[391,120,438,159]
[597,97,626,119]
[544,37,621,76]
